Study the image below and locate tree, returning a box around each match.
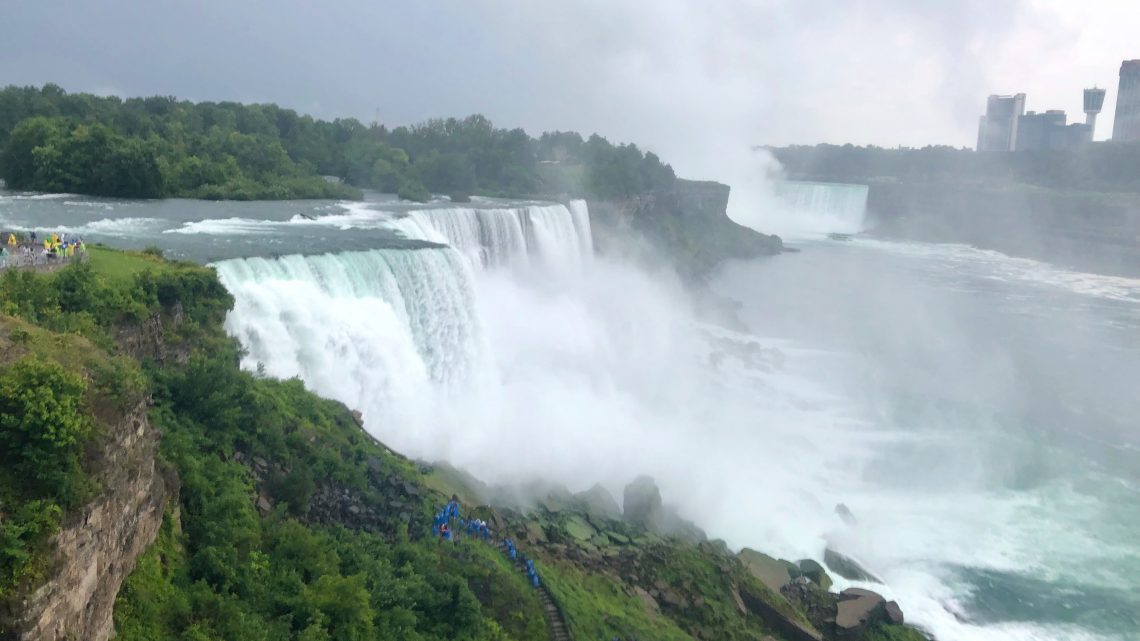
[0,357,91,501]
[0,116,63,188]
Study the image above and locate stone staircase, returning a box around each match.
[500,542,572,641]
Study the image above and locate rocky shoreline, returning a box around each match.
[425,466,930,641]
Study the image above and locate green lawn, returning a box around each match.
[85,246,172,284]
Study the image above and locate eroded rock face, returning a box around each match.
[1,403,168,641]
[622,476,664,529]
[575,483,621,520]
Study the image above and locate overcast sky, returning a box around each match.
[2,0,1138,179]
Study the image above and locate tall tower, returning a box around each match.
[1083,87,1106,139]
[977,93,1026,151]
[1112,60,1140,142]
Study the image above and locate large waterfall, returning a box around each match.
[215,200,600,445]
[767,180,869,236]
[214,197,865,555]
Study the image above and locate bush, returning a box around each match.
[0,356,92,502]
[397,179,431,202]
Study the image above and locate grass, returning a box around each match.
[85,245,175,285]
[541,560,695,641]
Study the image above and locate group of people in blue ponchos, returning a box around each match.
[430,494,541,588]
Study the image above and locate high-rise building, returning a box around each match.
[1015,110,1090,151]
[977,93,1026,151]
[1084,87,1106,139]
[1112,60,1140,142]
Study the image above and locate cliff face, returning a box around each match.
[588,179,783,278]
[1,402,168,641]
[867,182,1140,277]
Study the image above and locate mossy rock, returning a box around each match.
[798,559,833,591]
[604,530,631,545]
[564,514,597,542]
[780,559,803,579]
[739,549,793,592]
[864,623,930,641]
[824,547,882,583]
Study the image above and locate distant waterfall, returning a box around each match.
[770,180,869,235]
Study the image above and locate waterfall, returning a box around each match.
[386,200,593,269]
[768,180,869,236]
[215,200,595,442]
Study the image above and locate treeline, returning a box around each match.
[0,84,675,201]
[769,142,1140,193]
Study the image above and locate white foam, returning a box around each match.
[164,217,283,235]
[9,217,163,236]
[856,239,1140,304]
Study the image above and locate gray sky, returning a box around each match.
[2,0,1137,178]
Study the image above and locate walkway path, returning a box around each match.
[499,540,572,641]
[0,243,87,274]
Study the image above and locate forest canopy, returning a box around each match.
[0,84,675,201]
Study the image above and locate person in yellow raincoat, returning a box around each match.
[6,233,15,247]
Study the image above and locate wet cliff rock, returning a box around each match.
[588,179,784,279]
[0,403,168,641]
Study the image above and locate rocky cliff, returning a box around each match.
[588,179,784,279]
[867,181,1140,277]
[0,402,168,641]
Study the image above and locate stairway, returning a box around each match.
[500,542,573,641]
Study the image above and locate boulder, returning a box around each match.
[824,548,881,583]
[885,600,905,625]
[798,559,833,591]
[742,579,824,641]
[351,410,364,427]
[836,588,888,632]
[576,483,622,519]
[835,503,857,526]
[622,475,664,529]
[739,549,793,592]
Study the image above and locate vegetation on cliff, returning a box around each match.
[0,84,675,202]
[1,247,923,641]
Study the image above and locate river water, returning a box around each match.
[2,189,1137,641]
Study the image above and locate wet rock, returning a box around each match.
[836,588,887,631]
[402,481,420,497]
[835,503,857,526]
[798,559,833,591]
[885,600,904,625]
[622,476,664,529]
[824,548,881,583]
[744,579,825,641]
[781,577,839,635]
[256,495,273,515]
[739,548,793,592]
[351,410,364,427]
[576,483,622,519]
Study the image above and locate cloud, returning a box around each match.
[1,0,1135,178]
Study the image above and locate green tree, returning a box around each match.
[0,357,91,501]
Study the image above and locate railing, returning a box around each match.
[0,246,89,272]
